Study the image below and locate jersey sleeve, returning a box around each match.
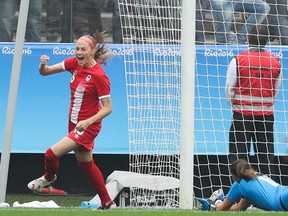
[226,182,242,203]
[63,56,77,72]
[96,74,111,99]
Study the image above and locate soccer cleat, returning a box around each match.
[96,201,117,210]
[27,175,57,190]
[33,185,67,196]
[208,188,225,204]
[197,198,211,211]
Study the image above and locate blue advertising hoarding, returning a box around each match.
[0,43,287,155]
[0,43,128,153]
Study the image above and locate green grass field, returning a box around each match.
[0,194,285,216]
[0,209,282,215]
[0,209,283,216]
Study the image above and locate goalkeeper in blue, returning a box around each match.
[197,159,288,211]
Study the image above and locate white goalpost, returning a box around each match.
[117,0,288,209]
[118,0,194,209]
[0,0,30,203]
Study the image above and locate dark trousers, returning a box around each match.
[229,112,275,177]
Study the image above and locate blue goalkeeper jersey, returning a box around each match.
[226,175,288,211]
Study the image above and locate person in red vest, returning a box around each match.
[225,25,282,178]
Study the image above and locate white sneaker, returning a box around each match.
[27,175,57,190]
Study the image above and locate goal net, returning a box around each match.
[117,0,288,208]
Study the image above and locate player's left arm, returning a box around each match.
[75,97,112,132]
[92,96,112,121]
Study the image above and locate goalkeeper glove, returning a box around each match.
[197,188,225,211]
[197,198,211,211]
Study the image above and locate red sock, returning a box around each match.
[78,160,111,204]
[44,148,59,181]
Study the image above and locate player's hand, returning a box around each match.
[197,198,211,211]
[40,55,49,66]
[75,120,90,132]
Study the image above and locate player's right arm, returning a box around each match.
[225,58,237,105]
[229,198,251,211]
[216,198,250,211]
[39,55,65,76]
[216,197,234,211]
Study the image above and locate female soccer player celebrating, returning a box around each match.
[27,32,115,209]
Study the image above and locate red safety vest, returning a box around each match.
[233,50,281,116]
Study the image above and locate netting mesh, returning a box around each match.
[118,0,288,208]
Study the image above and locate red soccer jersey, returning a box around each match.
[63,56,111,131]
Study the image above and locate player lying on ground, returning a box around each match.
[198,159,288,211]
